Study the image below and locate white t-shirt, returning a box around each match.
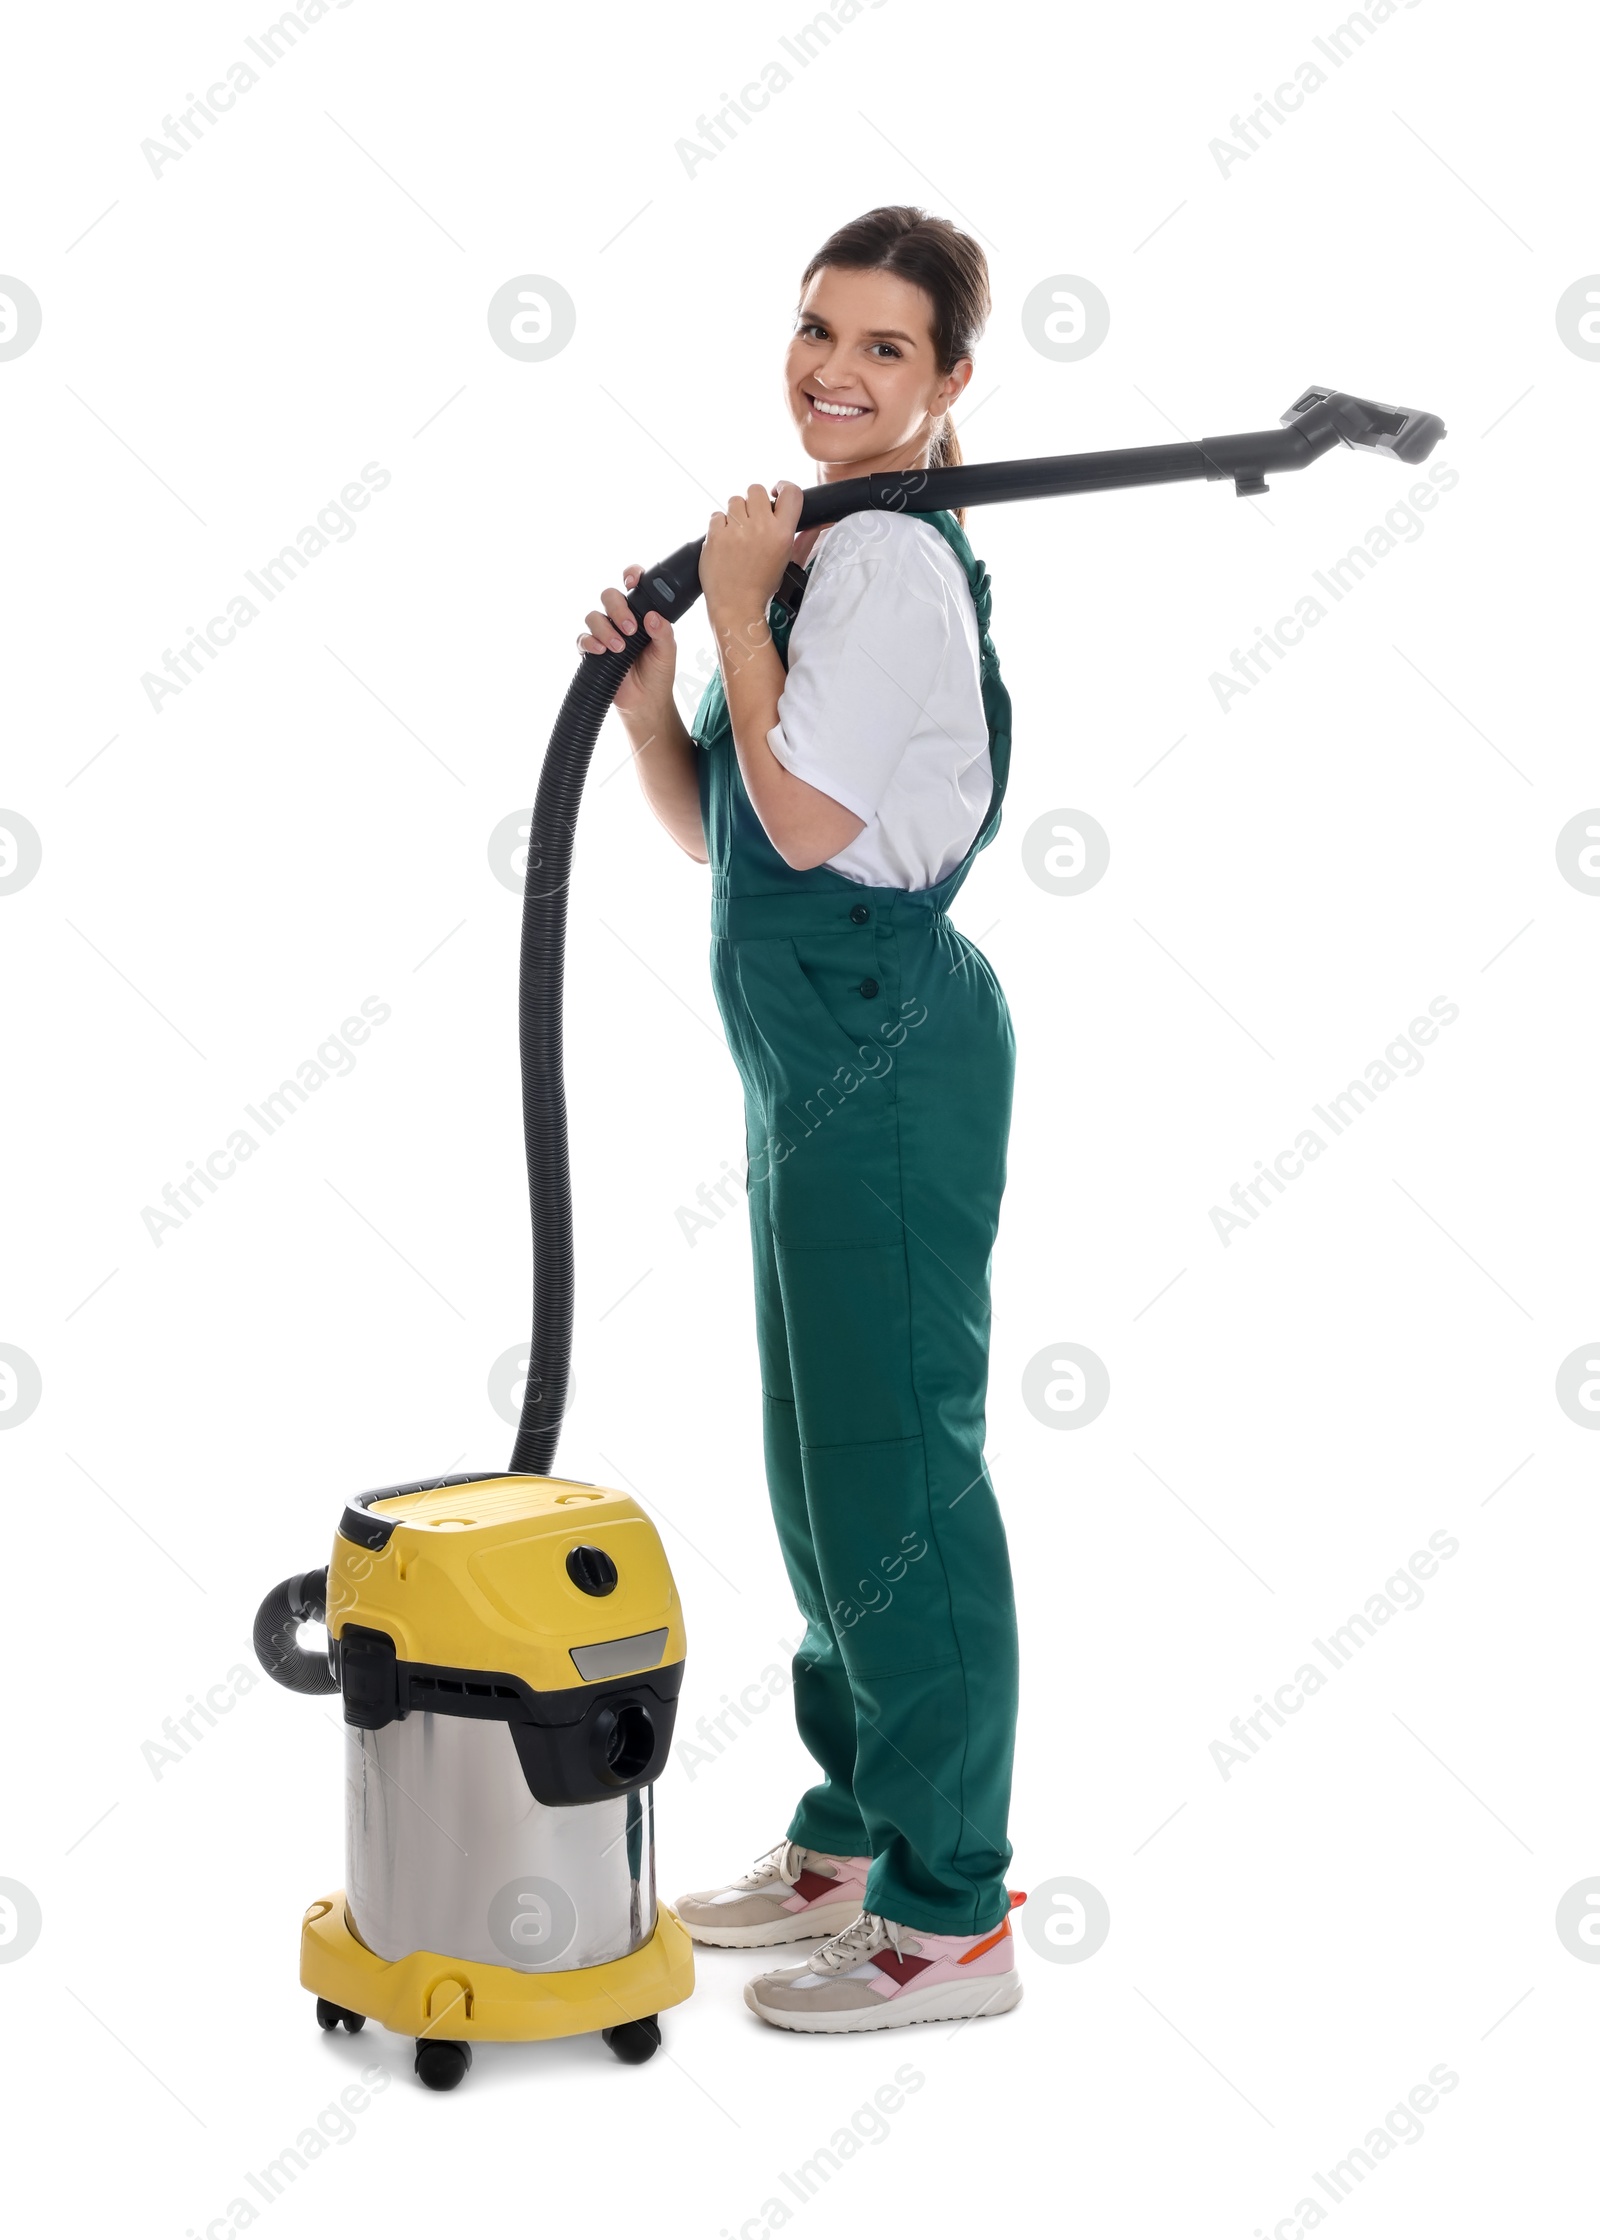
[765,511,992,890]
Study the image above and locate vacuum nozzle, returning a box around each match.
[1279,386,1447,466]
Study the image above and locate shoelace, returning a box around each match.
[807,1909,907,1974]
[732,1839,805,1891]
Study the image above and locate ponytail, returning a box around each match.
[930,412,964,519]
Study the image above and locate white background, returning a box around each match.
[3,1,1596,2233]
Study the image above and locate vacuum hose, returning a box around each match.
[253,1567,338,1696]
[506,385,1445,1476]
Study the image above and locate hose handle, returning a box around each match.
[253,1567,339,1696]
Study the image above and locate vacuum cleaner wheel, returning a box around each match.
[314,1998,365,2034]
[414,2038,473,2091]
[601,2014,662,2065]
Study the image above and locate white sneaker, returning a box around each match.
[743,1906,1024,2033]
[673,1840,871,1948]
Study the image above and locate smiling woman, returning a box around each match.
[580,207,1024,2035]
[783,227,981,513]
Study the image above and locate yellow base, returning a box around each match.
[300,1894,695,2042]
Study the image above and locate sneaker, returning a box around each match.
[743,1906,1023,2033]
[673,1840,871,1948]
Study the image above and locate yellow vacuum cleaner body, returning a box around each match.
[255,1470,693,2085]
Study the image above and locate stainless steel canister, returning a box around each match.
[345,1713,656,1971]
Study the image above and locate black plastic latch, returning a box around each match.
[340,1625,401,1729]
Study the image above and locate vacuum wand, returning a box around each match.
[614,385,1445,640]
[507,384,1445,1475]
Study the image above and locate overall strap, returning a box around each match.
[910,510,1013,906]
[772,557,811,626]
[693,509,1012,910]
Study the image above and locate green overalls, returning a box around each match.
[690,510,1018,1936]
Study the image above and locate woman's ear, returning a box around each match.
[940,356,975,412]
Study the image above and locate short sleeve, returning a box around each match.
[765,515,964,826]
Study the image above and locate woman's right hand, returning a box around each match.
[579,566,676,719]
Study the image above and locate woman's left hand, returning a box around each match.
[700,481,804,624]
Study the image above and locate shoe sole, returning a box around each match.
[744,1969,1023,2033]
[677,1899,865,1950]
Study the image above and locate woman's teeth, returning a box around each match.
[810,396,868,418]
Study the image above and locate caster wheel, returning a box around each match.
[316,1998,366,2034]
[602,2015,661,2065]
[414,2038,473,2092]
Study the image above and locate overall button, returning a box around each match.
[848,904,870,924]
[858,978,880,998]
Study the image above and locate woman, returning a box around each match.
[579,206,1021,2033]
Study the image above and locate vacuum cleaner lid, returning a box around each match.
[326,1473,685,1696]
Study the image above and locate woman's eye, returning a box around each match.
[870,343,902,359]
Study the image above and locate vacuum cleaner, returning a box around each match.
[253,385,1443,2089]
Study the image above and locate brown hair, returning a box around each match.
[799,205,989,522]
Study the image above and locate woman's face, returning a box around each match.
[784,264,971,478]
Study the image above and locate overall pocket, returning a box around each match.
[732,937,903,1248]
[734,937,894,1090]
[787,928,900,1071]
